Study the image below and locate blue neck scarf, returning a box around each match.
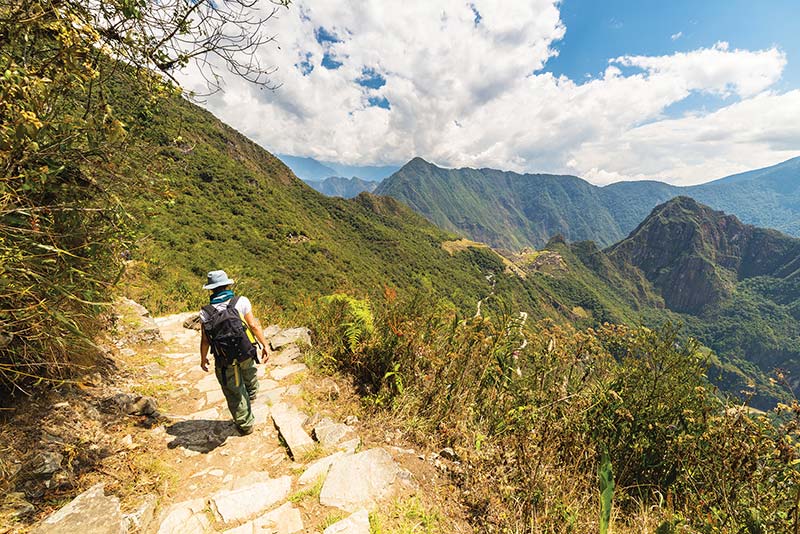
[210,289,234,304]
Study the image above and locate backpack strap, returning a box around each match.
[201,304,217,321]
[228,295,241,309]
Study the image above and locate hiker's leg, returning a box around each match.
[215,363,253,431]
[241,357,259,400]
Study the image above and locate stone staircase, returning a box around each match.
[32,312,416,534]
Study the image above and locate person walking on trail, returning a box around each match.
[199,270,270,435]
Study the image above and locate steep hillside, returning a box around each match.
[303,176,378,198]
[376,157,800,249]
[375,157,629,249]
[608,197,800,314]
[602,197,800,403]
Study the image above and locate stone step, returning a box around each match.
[319,448,405,512]
[210,474,292,524]
[323,509,370,534]
[271,403,315,459]
[222,502,303,534]
[271,363,307,381]
[157,497,209,534]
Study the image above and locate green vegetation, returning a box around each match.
[306,289,800,532]
[376,156,800,249]
[304,176,378,198]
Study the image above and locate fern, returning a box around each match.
[321,294,374,353]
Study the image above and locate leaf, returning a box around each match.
[599,452,614,534]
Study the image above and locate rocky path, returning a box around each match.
[33,312,418,534]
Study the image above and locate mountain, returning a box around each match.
[376,157,800,249]
[608,196,800,314]
[303,176,378,198]
[600,197,800,403]
[120,88,794,409]
[278,154,399,184]
[275,155,337,181]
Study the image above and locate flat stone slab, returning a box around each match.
[223,502,303,534]
[320,448,402,512]
[298,451,348,486]
[271,363,307,381]
[271,403,314,459]
[32,483,124,534]
[314,418,354,448]
[206,388,226,405]
[157,498,209,534]
[196,374,220,393]
[338,437,361,454]
[268,344,302,366]
[323,509,370,534]
[269,327,312,350]
[210,475,292,524]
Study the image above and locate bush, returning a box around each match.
[310,289,800,532]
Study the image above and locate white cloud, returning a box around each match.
[178,2,797,186]
[671,31,682,41]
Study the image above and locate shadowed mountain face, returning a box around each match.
[607,196,800,314]
[376,157,800,249]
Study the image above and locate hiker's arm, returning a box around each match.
[200,329,210,372]
[244,311,270,361]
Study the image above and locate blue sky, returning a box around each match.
[183,1,800,185]
[547,0,799,116]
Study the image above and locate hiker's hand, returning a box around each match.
[201,355,209,372]
[261,347,270,362]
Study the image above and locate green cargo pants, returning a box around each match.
[215,357,259,432]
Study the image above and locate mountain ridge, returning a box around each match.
[376,157,800,249]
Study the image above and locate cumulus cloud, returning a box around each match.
[177,1,797,185]
[671,31,682,41]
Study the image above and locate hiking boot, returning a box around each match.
[249,393,257,401]
[237,425,254,436]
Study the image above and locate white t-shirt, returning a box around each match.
[198,296,252,323]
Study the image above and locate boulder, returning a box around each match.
[29,451,63,477]
[182,314,202,330]
[32,483,124,534]
[323,509,371,534]
[123,494,157,532]
[319,448,403,512]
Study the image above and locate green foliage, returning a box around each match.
[598,453,614,534]
[320,294,375,353]
[306,290,800,532]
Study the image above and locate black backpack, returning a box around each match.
[202,296,257,366]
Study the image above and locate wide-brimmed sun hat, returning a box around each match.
[203,270,235,290]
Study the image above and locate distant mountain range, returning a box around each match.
[277,154,400,183]
[303,176,378,198]
[375,156,800,249]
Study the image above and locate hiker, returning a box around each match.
[199,270,270,435]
